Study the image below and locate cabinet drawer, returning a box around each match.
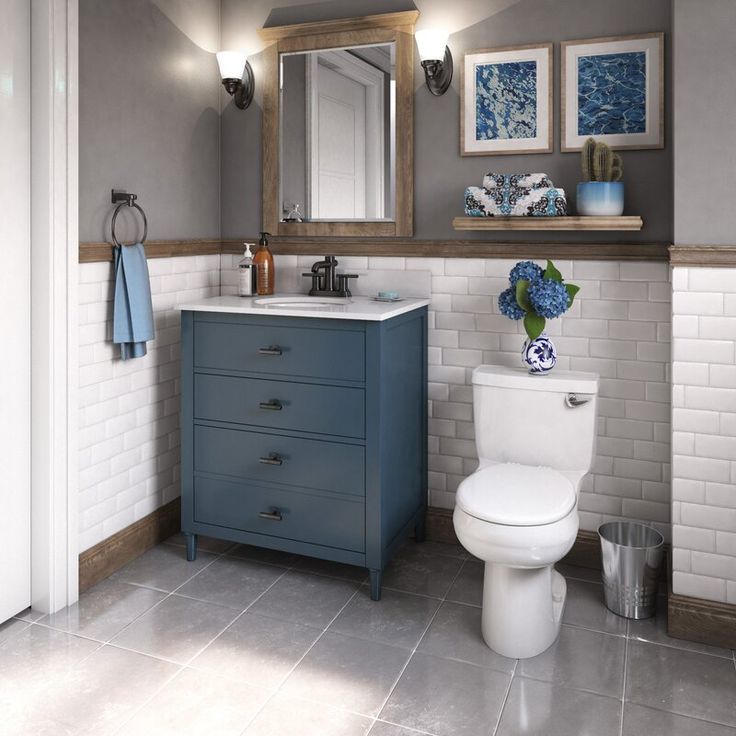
[194,374,364,438]
[194,425,364,497]
[194,476,365,552]
[194,321,364,382]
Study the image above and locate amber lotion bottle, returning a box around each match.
[254,231,275,295]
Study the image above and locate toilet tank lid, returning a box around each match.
[472,364,599,394]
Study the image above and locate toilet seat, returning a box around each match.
[456,463,576,527]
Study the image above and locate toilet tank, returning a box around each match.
[473,365,599,474]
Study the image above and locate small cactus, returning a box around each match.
[582,138,623,182]
[581,137,596,182]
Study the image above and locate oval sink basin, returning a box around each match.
[254,296,349,308]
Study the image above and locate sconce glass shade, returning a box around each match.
[415,29,450,62]
[216,50,247,80]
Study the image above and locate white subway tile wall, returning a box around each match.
[80,254,672,553]
[671,266,736,604]
[77,255,221,552]
[226,255,673,538]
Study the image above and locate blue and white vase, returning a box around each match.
[521,333,557,375]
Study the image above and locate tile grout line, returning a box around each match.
[619,620,630,736]
[368,554,475,736]
[235,579,366,736]
[109,546,303,735]
[491,658,518,736]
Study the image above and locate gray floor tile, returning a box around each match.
[445,560,483,606]
[110,594,239,664]
[380,651,511,736]
[562,579,627,636]
[328,587,440,649]
[227,542,300,567]
[175,555,287,610]
[39,578,166,641]
[517,625,625,698]
[110,544,217,592]
[191,611,321,690]
[244,693,373,736]
[293,556,369,582]
[11,608,47,623]
[369,722,430,736]
[0,618,29,646]
[281,631,411,717]
[417,601,515,673]
[625,640,736,727]
[165,532,235,554]
[623,703,736,736]
[413,541,468,559]
[0,625,100,696]
[247,570,359,629]
[120,666,271,736]
[39,644,178,735]
[382,546,464,599]
[628,595,734,658]
[555,562,603,583]
[496,677,622,736]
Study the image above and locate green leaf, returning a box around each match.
[524,312,546,341]
[543,259,563,282]
[515,279,532,312]
[565,282,581,307]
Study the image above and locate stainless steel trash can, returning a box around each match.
[598,521,664,619]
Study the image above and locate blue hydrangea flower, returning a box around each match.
[498,287,525,320]
[509,260,544,287]
[528,278,569,319]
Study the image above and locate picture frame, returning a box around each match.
[461,43,552,156]
[561,32,664,151]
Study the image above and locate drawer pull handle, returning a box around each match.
[259,453,283,466]
[258,345,282,356]
[259,400,283,411]
[259,509,283,521]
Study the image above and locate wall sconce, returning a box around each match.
[216,50,254,110]
[416,30,453,96]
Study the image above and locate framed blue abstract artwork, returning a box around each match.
[562,33,664,151]
[461,44,552,156]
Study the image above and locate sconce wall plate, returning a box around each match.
[421,45,453,96]
[222,60,254,110]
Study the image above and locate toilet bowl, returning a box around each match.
[453,365,599,659]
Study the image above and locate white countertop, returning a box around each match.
[178,294,430,321]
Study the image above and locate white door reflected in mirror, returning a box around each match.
[280,43,396,223]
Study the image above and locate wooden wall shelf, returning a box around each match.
[452,216,643,232]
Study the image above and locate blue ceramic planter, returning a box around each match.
[577,181,624,216]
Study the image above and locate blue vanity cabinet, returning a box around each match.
[179,307,428,600]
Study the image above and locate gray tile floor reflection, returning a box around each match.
[2,538,735,735]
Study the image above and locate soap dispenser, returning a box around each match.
[254,231,275,295]
[237,243,256,296]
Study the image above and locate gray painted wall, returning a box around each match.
[673,0,736,245]
[79,0,221,242]
[221,0,672,242]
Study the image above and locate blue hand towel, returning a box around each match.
[113,243,155,360]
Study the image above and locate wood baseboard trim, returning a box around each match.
[78,498,181,593]
[667,592,736,650]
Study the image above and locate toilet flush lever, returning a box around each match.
[565,393,591,408]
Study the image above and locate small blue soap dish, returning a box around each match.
[373,291,403,303]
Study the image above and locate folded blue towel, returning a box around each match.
[113,243,155,360]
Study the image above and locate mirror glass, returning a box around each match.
[279,43,396,222]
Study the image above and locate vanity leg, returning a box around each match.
[369,569,382,601]
[183,532,197,561]
[414,514,426,544]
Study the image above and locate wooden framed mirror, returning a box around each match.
[259,11,417,237]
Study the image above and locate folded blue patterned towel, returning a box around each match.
[465,185,567,217]
[482,172,554,191]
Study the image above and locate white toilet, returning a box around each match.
[453,364,599,659]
